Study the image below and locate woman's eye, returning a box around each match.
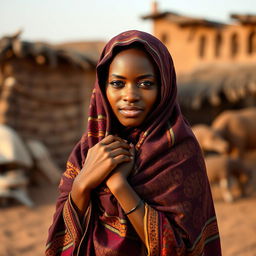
[109,80,125,88]
[138,81,155,88]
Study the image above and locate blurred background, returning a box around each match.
[1,1,256,255]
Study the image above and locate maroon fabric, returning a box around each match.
[46,30,221,255]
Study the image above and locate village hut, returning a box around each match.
[57,41,106,63]
[0,31,96,168]
[177,63,256,124]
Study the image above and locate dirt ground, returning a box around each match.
[0,184,256,256]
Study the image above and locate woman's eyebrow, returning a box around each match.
[137,74,155,79]
[110,74,126,79]
[110,74,155,79]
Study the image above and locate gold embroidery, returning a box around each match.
[45,229,73,256]
[169,127,175,146]
[63,161,80,179]
[166,122,175,147]
[99,213,137,240]
[100,220,128,238]
[88,115,106,121]
[144,204,150,255]
[136,130,148,150]
[88,131,106,137]
[63,198,82,247]
[144,204,159,256]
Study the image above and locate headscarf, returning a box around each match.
[46,30,221,256]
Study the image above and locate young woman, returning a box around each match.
[46,30,222,255]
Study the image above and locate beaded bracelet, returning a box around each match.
[124,199,143,216]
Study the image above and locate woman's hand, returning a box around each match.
[105,144,146,244]
[75,135,132,191]
[71,135,131,213]
[106,143,135,192]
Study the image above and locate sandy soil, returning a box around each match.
[0,185,256,256]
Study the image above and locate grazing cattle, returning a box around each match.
[212,108,256,157]
[192,124,229,154]
[205,154,252,203]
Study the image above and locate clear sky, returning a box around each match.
[1,0,255,43]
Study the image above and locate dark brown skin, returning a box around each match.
[106,48,158,128]
[71,48,159,245]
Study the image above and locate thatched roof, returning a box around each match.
[57,41,106,63]
[142,11,225,27]
[0,31,95,69]
[231,14,256,25]
[177,63,256,109]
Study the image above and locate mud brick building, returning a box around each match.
[0,32,96,168]
[142,2,256,123]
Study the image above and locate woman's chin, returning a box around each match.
[120,119,142,128]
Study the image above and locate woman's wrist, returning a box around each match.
[71,179,92,214]
[124,199,143,216]
[73,174,93,194]
[108,176,129,195]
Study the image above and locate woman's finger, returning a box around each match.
[112,154,131,166]
[99,135,117,145]
[110,148,132,158]
[113,134,128,143]
[106,140,130,151]
[129,143,135,155]
[99,135,126,146]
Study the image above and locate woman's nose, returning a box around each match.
[123,85,140,102]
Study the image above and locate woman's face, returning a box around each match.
[106,48,159,127]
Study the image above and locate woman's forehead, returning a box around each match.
[109,48,157,75]
[111,48,152,64]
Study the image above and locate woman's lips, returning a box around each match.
[119,108,143,118]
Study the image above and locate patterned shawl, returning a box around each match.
[46,30,221,256]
